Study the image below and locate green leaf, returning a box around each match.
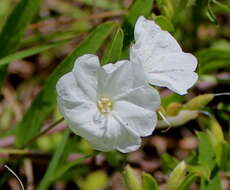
[37,130,70,190]
[0,0,40,88]
[154,15,175,32]
[196,132,215,170]
[187,164,211,180]
[0,39,69,66]
[206,1,218,24]
[102,27,124,65]
[142,173,159,190]
[197,48,230,74]
[178,173,197,190]
[15,22,117,147]
[123,0,153,47]
[123,165,142,190]
[161,153,179,172]
[167,161,187,190]
[161,94,185,109]
[52,155,90,181]
[201,170,221,190]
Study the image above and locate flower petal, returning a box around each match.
[114,84,160,111]
[99,60,148,99]
[131,16,182,68]
[56,72,90,108]
[72,54,99,101]
[130,16,198,94]
[147,53,198,95]
[89,115,141,153]
[113,101,157,137]
[57,100,107,141]
[98,60,134,98]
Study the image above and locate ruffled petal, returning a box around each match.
[99,60,148,100]
[56,72,90,108]
[130,16,198,95]
[57,100,107,141]
[72,54,99,102]
[98,60,134,99]
[88,115,141,153]
[113,84,160,111]
[147,53,198,95]
[113,100,157,137]
[131,16,182,68]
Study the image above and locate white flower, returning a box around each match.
[130,16,198,95]
[56,54,160,153]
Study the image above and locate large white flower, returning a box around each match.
[130,16,198,95]
[56,54,160,153]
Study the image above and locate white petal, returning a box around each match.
[99,60,149,100]
[56,72,90,108]
[131,16,182,68]
[114,84,160,111]
[58,101,107,141]
[72,54,99,101]
[88,115,141,153]
[147,53,198,95]
[98,60,134,98]
[102,61,126,73]
[130,16,198,94]
[113,101,157,137]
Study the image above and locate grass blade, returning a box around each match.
[0,39,69,66]
[0,0,40,88]
[37,130,70,190]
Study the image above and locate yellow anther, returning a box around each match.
[97,97,113,114]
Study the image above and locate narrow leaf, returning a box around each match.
[0,0,40,87]
[102,27,124,65]
[0,39,69,66]
[37,130,70,190]
[52,155,90,181]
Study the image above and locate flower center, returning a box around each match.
[97,97,113,114]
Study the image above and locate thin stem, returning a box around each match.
[4,165,25,190]
[21,118,64,149]
[214,92,230,97]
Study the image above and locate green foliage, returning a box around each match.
[142,173,159,190]
[197,48,230,74]
[167,161,187,190]
[153,15,175,32]
[52,155,90,181]
[37,130,70,190]
[123,165,142,190]
[15,22,117,147]
[123,0,153,48]
[0,0,40,88]
[0,39,69,66]
[197,132,216,170]
[161,153,179,171]
[76,170,108,190]
[102,27,124,65]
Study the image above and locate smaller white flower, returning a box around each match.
[130,16,198,95]
[56,54,160,153]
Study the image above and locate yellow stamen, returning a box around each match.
[97,97,113,114]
